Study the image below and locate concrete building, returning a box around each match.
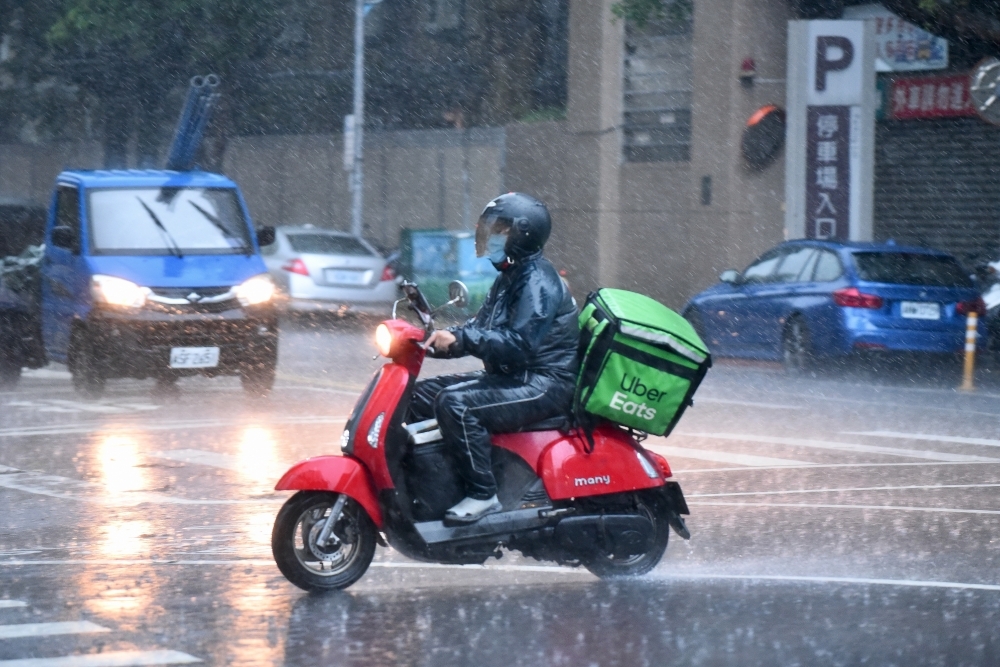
[502,0,794,309]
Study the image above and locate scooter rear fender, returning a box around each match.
[275,455,384,528]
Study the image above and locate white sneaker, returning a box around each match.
[444,495,502,524]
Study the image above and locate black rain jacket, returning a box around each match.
[446,252,579,384]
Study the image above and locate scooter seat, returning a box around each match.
[514,415,571,433]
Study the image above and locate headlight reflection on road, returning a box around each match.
[97,434,148,495]
[236,426,281,488]
[100,519,154,558]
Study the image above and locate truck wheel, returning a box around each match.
[0,357,21,389]
[69,330,105,398]
[241,347,277,397]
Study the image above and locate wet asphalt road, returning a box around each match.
[4,316,1000,665]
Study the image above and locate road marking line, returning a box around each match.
[676,460,1000,473]
[694,501,1000,515]
[41,400,134,414]
[0,467,283,506]
[0,416,348,439]
[0,558,581,576]
[0,602,25,609]
[763,389,1000,418]
[0,560,277,566]
[688,482,1000,498]
[645,443,811,467]
[151,449,243,471]
[20,369,72,381]
[274,373,365,394]
[0,650,201,666]
[151,449,292,472]
[661,573,1000,593]
[680,432,1000,462]
[367,562,580,574]
[847,430,1000,448]
[696,397,804,410]
[0,622,109,639]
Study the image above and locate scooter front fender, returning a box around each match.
[275,455,384,528]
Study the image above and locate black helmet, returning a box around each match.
[475,192,552,262]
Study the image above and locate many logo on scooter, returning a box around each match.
[574,475,611,487]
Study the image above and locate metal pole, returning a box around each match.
[961,312,978,391]
[350,0,365,237]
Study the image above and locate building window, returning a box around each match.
[425,0,463,33]
[623,8,693,163]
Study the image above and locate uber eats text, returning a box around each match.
[609,374,667,421]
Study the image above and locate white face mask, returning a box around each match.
[486,233,508,265]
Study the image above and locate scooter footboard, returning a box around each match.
[275,455,384,528]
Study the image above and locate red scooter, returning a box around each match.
[271,281,691,591]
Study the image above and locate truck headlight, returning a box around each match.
[92,275,148,308]
[235,274,275,306]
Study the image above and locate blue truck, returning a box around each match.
[0,76,280,396]
[0,170,279,396]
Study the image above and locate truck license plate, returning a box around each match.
[169,347,220,368]
[900,301,940,320]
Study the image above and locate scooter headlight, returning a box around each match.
[235,274,275,306]
[92,275,148,308]
[375,323,393,357]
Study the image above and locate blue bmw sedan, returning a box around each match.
[682,240,985,369]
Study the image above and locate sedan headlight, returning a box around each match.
[235,274,275,306]
[91,275,148,308]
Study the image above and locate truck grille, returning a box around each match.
[146,286,239,314]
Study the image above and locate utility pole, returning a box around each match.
[349,0,366,237]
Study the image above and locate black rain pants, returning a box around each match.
[408,371,573,500]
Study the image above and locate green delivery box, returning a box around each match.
[574,289,711,436]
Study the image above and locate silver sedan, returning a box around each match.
[262,226,400,315]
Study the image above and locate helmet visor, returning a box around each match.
[475,214,512,257]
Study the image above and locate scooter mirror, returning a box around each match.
[447,281,469,309]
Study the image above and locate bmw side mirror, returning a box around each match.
[720,269,739,284]
[447,280,469,309]
[51,226,78,252]
[256,226,276,247]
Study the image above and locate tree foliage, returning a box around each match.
[610,0,692,28]
[0,0,285,162]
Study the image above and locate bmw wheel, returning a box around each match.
[782,317,812,375]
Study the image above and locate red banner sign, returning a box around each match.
[889,74,975,120]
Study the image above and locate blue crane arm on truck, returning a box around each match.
[0,170,279,396]
[0,76,280,395]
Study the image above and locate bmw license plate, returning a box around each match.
[900,301,940,320]
[169,347,220,369]
[324,269,366,285]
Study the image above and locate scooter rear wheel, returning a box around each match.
[580,501,671,579]
[272,491,377,591]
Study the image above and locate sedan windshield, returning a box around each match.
[88,187,252,255]
[852,252,972,288]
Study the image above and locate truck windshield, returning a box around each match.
[87,187,252,255]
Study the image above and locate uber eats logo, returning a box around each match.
[609,374,666,421]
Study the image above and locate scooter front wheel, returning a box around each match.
[272,491,377,591]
